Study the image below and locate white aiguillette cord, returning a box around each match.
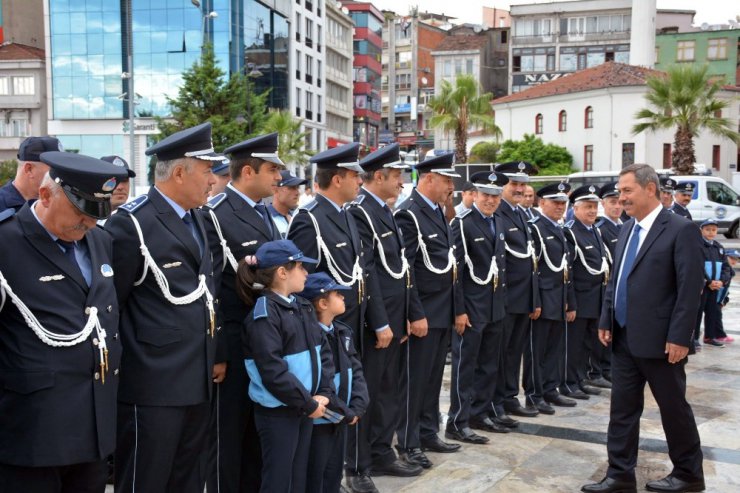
[401,209,455,275]
[352,204,409,280]
[457,217,498,286]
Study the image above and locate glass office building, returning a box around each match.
[46,0,289,164]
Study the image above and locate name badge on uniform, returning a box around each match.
[508,227,518,232]
[428,234,438,239]
[585,245,594,249]
[336,242,347,248]
[242,240,258,247]
[611,239,618,243]
[39,274,65,282]
[381,231,393,238]
[474,237,485,242]
[546,236,554,240]
[163,261,182,269]
[100,264,114,277]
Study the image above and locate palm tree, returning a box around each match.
[428,74,501,164]
[632,64,740,174]
[262,110,313,170]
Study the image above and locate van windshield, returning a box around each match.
[707,181,739,206]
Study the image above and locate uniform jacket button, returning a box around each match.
[114,369,119,375]
[107,305,113,312]
[85,307,91,315]
[93,338,99,346]
[94,372,100,380]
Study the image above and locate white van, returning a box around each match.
[566,171,740,238]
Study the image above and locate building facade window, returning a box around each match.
[583,145,593,171]
[558,110,567,132]
[0,118,29,137]
[535,113,543,134]
[584,106,593,128]
[712,145,720,170]
[296,88,301,116]
[707,38,728,60]
[676,40,695,61]
[622,143,635,167]
[0,77,8,95]
[11,76,35,95]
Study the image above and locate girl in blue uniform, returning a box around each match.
[237,240,337,493]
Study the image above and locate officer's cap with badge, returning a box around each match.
[211,157,231,177]
[659,177,676,193]
[18,136,63,162]
[360,143,408,172]
[537,181,571,202]
[145,122,227,163]
[414,151,460,178]
[674,182,695,195]
[278,170,308,187]
[570,184,601,204]
[40,151,131,219]
[700,218,718,229]
[494,160,538,183]
[310,142,363,173]
[599,181,619,199]
[252,239,318,269]
[467,170,508,196]
[299,272,353,301]
[100,155,136,179]
[725,249,740,260]
[224,132,284,167]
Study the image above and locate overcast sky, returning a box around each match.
[369,0,739,26]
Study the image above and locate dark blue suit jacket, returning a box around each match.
[530,216,576,321]
[599,207,704,358]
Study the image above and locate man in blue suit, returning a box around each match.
[582,164,704,493]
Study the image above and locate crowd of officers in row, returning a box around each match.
[0,124,711,493]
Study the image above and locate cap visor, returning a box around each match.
[338,163,364,173]
[62,188,112,219]
[436,170,461,178]
[296,254,319,264]
[127,169,137,178]
[476,185,503,195]
[328,283,353,292]
[282,178,308,187]
[194,152,228,162]
[505,174,530,183]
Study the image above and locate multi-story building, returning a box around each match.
[482,6,511,29]
[42,0,291,191]
[0,0,46,48]
[341,1,383,150]
[380,11,447,155]
[324,0,353,148]
[292,0,326,152]
[655,27,740,86]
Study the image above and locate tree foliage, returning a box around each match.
[262,110,314,168]
[468,141,500,164]
[428,74,501,164]
[0,159,17,186]
[632,64,740,174]
[498,134,575,176]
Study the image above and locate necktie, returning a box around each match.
[592,227,602,253]
[615,224,641,327]
[182,212,204,257]
[56,239,81,274]
[253,203,274,237]
[486,216,496,237]
[515,208,527,229]
[382,204,395,224]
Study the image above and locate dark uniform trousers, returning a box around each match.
[564,317,599,391]
[0,461,108,493]
[307,424,346,493]
[607,325,703,483]
[696,288,723,341]
[255,410,313,493]
[524,317,566,405]
[202,187,281,493]
[394,190,456,450]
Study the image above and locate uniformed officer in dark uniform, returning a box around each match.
[0,136,61,213]
[0,152,129,492]
[201,132,284,493]
[522,182,578,415]
[492,161,541,422]
[269,170,308,238]
[562,185,610,400]
[659,177,676,210]
[446,171,511,442]
[106,122,223,492]
[394,152,462,470]
[671,182,694,220]
[346,144,423,482]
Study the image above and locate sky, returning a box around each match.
[369,0,739,26]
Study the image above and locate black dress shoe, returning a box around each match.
[420,435,461,453]
[581,477,637,493]
[505,403,539,417]
[645,474,705,492]
[346,473,379,493]
[527,402,555,415]
[580,384,602,395]
[491,415,519,428]
[562,389,590,400]
[445,427,490,444]
[370,459,423,477]
[398,448,432,469]
[545,394,577,407]
[588,377,612,389]
[470,416,510,433]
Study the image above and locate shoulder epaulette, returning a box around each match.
[206,192,227,209]
[528,215,540,224]
[253,296,268,320]
[0,208,15,224]
[595,218,605,228]
[350,194,366,206]
[564,220,575,229]
[300,200,318,212]
[456,208,472,219]
[118,195,148,214]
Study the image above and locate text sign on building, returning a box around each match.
[512,73,567,88]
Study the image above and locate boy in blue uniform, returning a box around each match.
[301,272,370,493]
[238,240,338,493]
[695,219,732,348]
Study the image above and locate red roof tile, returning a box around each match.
[493,62,664,105]
[433,35,488,52]
[0,42,45,61]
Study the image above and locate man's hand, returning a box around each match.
[598,329,612,347]
[348,416,359,425]
[529,307,541,320]
[566,310,576,323]
[709,280,723,291]
[400,321,411,344]
[212,362,227,383]
[308,401,326,419]
[454,314,471,336]
[313,395,329,406]
[409,318,429,338]
[375,327,393,349]
[665,342,689,364]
